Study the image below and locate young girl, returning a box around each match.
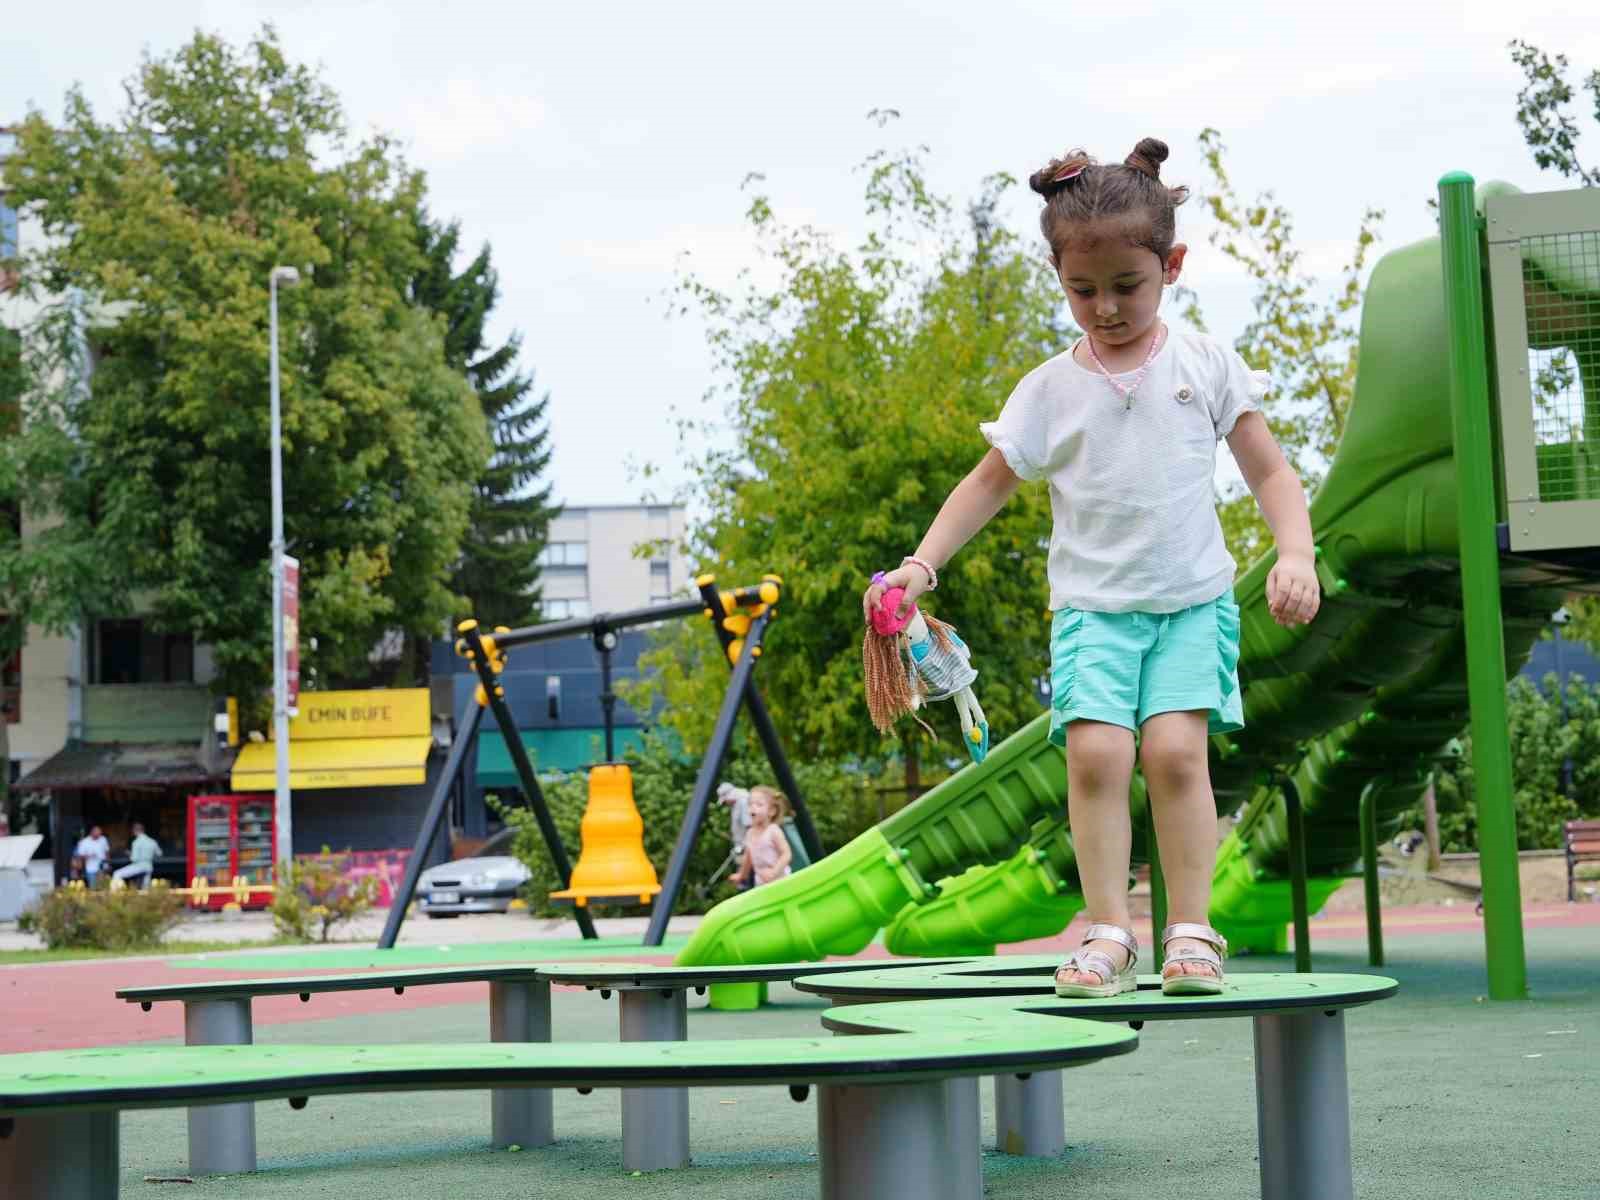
[863,137,1319,997]
[732,786,793,888]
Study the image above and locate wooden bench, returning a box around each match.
[1565,818,1600,901]
[795,956,1397,1200]
[0,992,1135,1200]
[115,956,966,1176]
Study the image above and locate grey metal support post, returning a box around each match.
[993,1071,1065,1156]
[379,693,486,948]
[618,988,690,1170]
[944,1077,982,1197]
[818,1078,976,1200]
[1283,776,1312,973]
[1253,1010,1353,1200]
[0,1112,119,1200]
[184,998,256,1175]
[1359,777,1384,967]
[489,979,554,1148]
[594,628,617,762]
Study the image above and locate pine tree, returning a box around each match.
[412,215,558,630]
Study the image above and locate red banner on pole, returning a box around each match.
[283,555,300,715]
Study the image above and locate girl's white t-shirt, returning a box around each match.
[980,330,1267,614]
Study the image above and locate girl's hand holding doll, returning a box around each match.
[862,557,936,626]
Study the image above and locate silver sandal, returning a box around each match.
[1054,922,1139,998]
[1160,922,1227,996]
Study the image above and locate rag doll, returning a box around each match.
[862,586,990,763]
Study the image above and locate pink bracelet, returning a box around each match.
[901,555,939,591]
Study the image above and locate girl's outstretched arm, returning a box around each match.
[863,448,1023,621]
[1226,411,1319,626]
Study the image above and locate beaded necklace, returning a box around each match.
[1083,323,1166,410]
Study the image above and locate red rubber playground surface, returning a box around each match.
[7,901,1597,1055]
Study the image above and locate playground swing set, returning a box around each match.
[378,572,824,949]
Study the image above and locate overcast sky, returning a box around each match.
[6,2,1598,507]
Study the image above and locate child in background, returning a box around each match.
[732,786,792,889]
[864,137,1319,997]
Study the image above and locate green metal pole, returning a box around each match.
[1283,777,1312,973]
[1146,796,1166,971]
[1438,171,1528,1001]
[1359,778,1384,968]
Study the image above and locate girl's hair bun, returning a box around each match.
[1028,149,1094,198]
[1124,137,1169,179]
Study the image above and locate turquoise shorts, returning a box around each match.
[1048,593,1243,745]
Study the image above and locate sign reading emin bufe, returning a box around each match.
[286,689,430,741]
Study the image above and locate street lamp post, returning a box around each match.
[269,265,300,874]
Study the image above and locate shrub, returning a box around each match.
[28,880,184,950]
[1397,673,1600,852]
[492,730,889,917]
[271,848,380,942]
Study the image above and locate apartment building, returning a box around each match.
[539,504,689,619]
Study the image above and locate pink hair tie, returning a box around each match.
[1051,163,1087,183]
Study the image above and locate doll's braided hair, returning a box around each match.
[862,615,958,735]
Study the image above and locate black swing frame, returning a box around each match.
[378,574,820,948]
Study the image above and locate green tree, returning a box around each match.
[0,301,122,813]
[1400,674,1600,852]
[411,215,557,630]
[4,28,488,701]
[1508,39,1599,185]
[630,132,1069,779]
[1184,128,1383,565]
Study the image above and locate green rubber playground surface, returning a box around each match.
[167,934,689,972]
[100,923,1595,1200]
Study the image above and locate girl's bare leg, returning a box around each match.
[1140,710,1221,978]
[1061,719,1138,985]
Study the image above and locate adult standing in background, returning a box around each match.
[76,824,110,886]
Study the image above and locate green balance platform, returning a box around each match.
[1,989,1133,1200]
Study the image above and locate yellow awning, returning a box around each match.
[230,736,432,792]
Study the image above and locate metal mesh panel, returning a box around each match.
[1519,229,1600,504]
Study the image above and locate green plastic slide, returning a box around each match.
[677,181,1596,969]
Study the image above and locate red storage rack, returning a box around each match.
[186,794,277,910]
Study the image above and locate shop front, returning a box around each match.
[14,739,230,885]
[229,688,452,899]
[13,682,230,884]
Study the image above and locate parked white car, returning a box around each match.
[416,829,531,917]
